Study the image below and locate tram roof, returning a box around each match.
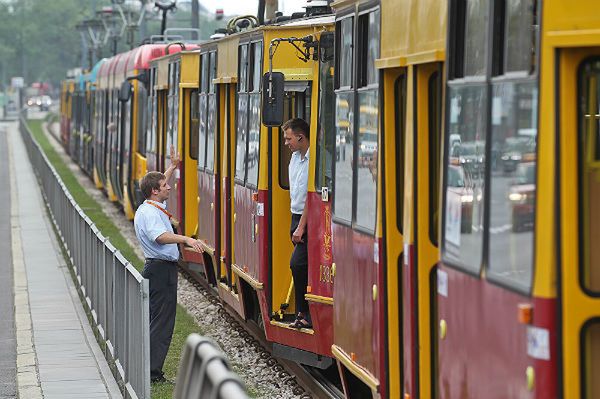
[332,0,447,68]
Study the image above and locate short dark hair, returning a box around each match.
[140,171,166,199]
[282,118,310,141]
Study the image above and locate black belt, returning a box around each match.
[145,258,178,264]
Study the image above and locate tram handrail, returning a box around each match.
[18,112,150,399]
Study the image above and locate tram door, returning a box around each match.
[382,66,407,399]
[402,62,443,399]
[165,61,181,225]
[560,49,600,399]
[231,41,262,300]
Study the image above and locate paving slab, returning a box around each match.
[0,124,15,397]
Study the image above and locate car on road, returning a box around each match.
[447,165,473,233]
[509,162,536,232]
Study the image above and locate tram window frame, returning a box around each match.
[442,0,493,275]
[485,0,539,294]
[333,13,355,225]
[335,15,354,91]
[448,0,491,80]
[332,6,380,234]
[205,51,217,173]
[246,41,263,189]
[581,318,600,398]
[395,73,407,233]
[577,58,600,296]
[235,43,252,185]
[137,83,148,157]
[197,52,209,169]
[428,68,443,247]
[499,0,538,76]
[189,89,199,161]
[443,0,541,293]
[441,82,489,275]
[146,67,155,156]
[315,31,336,193]
[173,61,181,155]
[354,7,380,234]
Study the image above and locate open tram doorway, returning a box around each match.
[267,82,312,327]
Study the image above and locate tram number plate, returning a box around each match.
[319,265,333,284]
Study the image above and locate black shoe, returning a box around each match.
[151,372,169,383]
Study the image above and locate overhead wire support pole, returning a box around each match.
[155,1,177,38]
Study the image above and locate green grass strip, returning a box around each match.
[27,119,205,399]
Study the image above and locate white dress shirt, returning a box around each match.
[289,148,309,215]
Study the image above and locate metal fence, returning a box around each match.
[19,115,150,399]
[175,334,248,399]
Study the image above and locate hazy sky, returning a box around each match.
[198,0,306,16]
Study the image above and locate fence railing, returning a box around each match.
[19,115,150,399]
[175,334,248,399]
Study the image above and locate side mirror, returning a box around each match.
[261,72,284,127]
[118,80,132,102]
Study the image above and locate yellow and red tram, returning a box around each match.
[60,1,600,397]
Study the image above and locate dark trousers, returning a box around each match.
[290,214,309,315]
[142,259,178,378]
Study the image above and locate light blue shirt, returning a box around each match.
[289,148,309,215]
[134,200,179,262]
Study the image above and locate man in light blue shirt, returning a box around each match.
[283,118,312,329]
[134,147,203,383]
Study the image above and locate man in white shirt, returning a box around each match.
[283,118,312,329]
[134,146,203,383]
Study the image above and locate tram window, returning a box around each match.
[250,42,263,92]
[198,53,209,169]
[279,95,293,190]
[487,81,537,291]
[201,53,210,93]
[137,84,148,156]
[198,55,209,169]
[209,52,216,94]
[579,61,600,293]
[206,94,216,172]
[356,90,378,231]
[358,9,380,87]
[247,94,261,187]
[239,44,249,93]
[335,17,354,90]
[333,92,354,222]
[395,74,407,233]
[206,51,217,172]
[247,43,262,187]
[235,93,249,182]
[503,0,538,74]
[316,38,335,192]
[582,321,600,398]
[429,70,443,247]
[147,91,157,157]
[463,0,490,77]
[443,84,487,273]
[189,90,199,161]
[173,62,180,152]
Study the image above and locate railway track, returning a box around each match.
[178,264,344,399]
